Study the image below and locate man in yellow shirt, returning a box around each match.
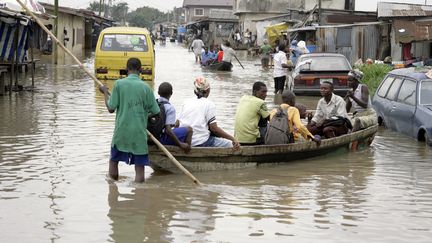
[234,82,270,145]
[270,90,320,143]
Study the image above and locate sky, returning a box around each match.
[356,0,431,11]
[39,0,184,12]
[39,0,431,12]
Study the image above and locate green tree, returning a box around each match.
[126,7,168,29]
[87,1,128,23]
[111,2,128,23]
[87,1,101,11]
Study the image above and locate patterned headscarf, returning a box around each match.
[194,77,210,93]
[348,69,364,82]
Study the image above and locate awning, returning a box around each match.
[0,19,31,63]
[265,22,289,45]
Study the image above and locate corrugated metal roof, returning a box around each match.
[183,0,233,7]
[378,2,432,18]
[286,22,385,33]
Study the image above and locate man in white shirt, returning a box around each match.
[273,44,293,94]
[190,36,205,63]
[307,81,350,138]
[220,41,236,71]
[177,77,240,149]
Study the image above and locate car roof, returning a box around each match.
[101,27,150,34]
[388,67,432,81]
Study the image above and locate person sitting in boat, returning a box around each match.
[345,69,378,132]
[220,41,236,71]
[210,45,218,59]
[270,90,320,143]
[294,103,308,119]
[307,82,350,138]
[156,82,193,153]
[216,45,224,63]
[234,82,270,145]
[201,47,214,66]
[177,77,240,149]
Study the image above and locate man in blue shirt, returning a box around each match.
[201,47,215,66]
[157,82,193,153]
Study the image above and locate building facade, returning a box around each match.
[183,0,233,23]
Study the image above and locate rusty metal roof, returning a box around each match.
[378,2,432,18]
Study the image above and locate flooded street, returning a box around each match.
[1,42,432,242]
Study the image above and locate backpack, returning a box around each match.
[147,99,168,140]
[265,107,295,145]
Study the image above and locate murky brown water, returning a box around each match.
[1,42,432,243]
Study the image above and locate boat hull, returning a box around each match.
[202,62,232,71]
[149,125,378,173]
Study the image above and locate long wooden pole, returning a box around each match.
[16,0,202,186]
[234,55,245,69]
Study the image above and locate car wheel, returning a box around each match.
[378,116,386,127]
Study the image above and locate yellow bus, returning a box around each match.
[95,27,155,81]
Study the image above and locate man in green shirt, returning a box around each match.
[234,82,270,145]
[99,58,160,183]
[260,39,272,69]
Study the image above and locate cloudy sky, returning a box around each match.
[39,0,431,12]
[39,0,184,12]
[356,0,431,11]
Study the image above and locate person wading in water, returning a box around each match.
[99,58,160,183]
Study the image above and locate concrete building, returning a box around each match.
[40,3,86,56]
[37,3,113,62]
[185,9,239,46]
[183,0,233,23]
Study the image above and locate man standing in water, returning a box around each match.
[99,58,160,183]
[190,36,205,63]
[260,39,272,69]
[220,41,236,71]
[273,44,293,94]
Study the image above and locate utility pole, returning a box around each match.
[99,0,103,16]
[318,0,322,25]
[54,0,58,64]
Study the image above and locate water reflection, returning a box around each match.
[1,41,432,242]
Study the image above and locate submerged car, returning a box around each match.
[292,53,352,95]
[372,68,432,145]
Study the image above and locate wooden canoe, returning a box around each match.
[149,124,378,173]
[201,61,232,71]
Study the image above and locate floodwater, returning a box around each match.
[1,41,432,243]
